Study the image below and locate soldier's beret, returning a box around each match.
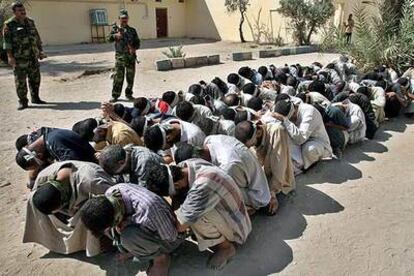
[119,9,129,18]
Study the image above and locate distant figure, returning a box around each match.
[344,14,355,45]
[2,1,47,110]
[108,9,141,103]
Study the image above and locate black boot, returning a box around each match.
[32,97,47,104]
[17,101,28,111]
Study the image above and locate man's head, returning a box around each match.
[12,2,26,20]
[174,142,203,164]
[99,145,128,175]
[170,165,189,192]
[349,14,353,19]
[80,197,115,236]
[238,66,253,79]
[72,118,98,142]
[162,91,180,108]
[144,123,177,151]
[119,9,129,25]
[92,125,108,143]
[188,84,205,97]
[32,180,71,215]
[357,86,371,98]
[223,94,240,107]
[308,80,326,94]
[175,101,195,122]
[15,134,29,151]
[235,121,262,148]
[247,97,264,112]
[211,77,229,95]
[234,110,251,125]
[286,76,298,88]
[242,83,258,96]
[222,108,237,121]
[130,116,151,137]
[274,72,287,85]
[273,98,296,120]
[16,147,44,171]
[258,66,268,78]
[227,73,241,86]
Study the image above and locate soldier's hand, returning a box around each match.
[39,52,48,60]
[8,56,16,68]
[114,32,122,41]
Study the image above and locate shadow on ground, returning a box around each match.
[39,116,413,276]
[28,101,101,111]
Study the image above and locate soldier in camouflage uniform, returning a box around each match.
[2,2,47,110]
[108,9,140,103]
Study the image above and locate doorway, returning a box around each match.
[156,8,168,38]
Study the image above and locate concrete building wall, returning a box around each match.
[27,0,187,45]
[25,0,359,45]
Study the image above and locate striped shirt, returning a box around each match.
[176,159,252,245]
[105,184,178,242]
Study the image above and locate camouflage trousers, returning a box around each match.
[112,54,136,98]
[13,58,41,104]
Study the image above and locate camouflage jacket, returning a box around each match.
[2,16,43,60]
[108,24,140,56]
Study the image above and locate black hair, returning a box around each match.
[357,86,371,98]
[130,116,148,137]
[191,95,206,105]
[376,80,387,90]
[175,101,195,122]
[144,125,164,152]
[80,197,114,237]
[274,72,287,85]
[32,184,62,215]
[227,73,240,85]
[72,118,98,142]
[247,97,263,112]
[188,84,205,97]
[174,142,196,164]
[397,78,410,87]
[113,103,125,118]
[274,93,290,103]
[12,2,24,11]
[273,99,292,116]
[242,83,257,95]
[308,80,326,94]
[98,145,127,175]
[15,134,28,151]
[146,163,170,197]
[286,76,298,88]
[170,165,185,182]
[234,110,250,125]
[258,66,268,77]
[162,91,177,105]
[238,66,253,79]
[222,108,237,121]
[296,92,308,103]
[133,97,149,112]
[211,77,229,94]
[15,149,36,170]
[235,121,256,144]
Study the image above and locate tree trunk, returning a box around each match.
[305,24,316,45]
[239,11,246,43]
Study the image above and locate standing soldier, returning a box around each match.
[2,2,47,110]
[108,9,140,103]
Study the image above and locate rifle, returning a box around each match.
[111,23,140,64]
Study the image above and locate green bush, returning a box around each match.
[321,0,414,73]
[162,45,186,59]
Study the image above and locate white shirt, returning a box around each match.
[204,135,271,209]
[346,103,366,144]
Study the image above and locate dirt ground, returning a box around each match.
[0,40,413,276]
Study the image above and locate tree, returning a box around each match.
[277,0,335,45]
[321,0,414,73]
[225,0,250,43]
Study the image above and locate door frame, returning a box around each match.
[155,8,168,38]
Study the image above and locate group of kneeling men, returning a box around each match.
[15,56,414,275]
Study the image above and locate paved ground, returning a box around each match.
[0,41,413,276]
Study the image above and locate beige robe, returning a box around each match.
[23,161,115,257]
[254,123,296,195]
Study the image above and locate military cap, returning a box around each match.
[119,9,129,18]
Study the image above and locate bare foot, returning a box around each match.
[148,254,171,276]
[266,196,279,216]
[207,240,236,270]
